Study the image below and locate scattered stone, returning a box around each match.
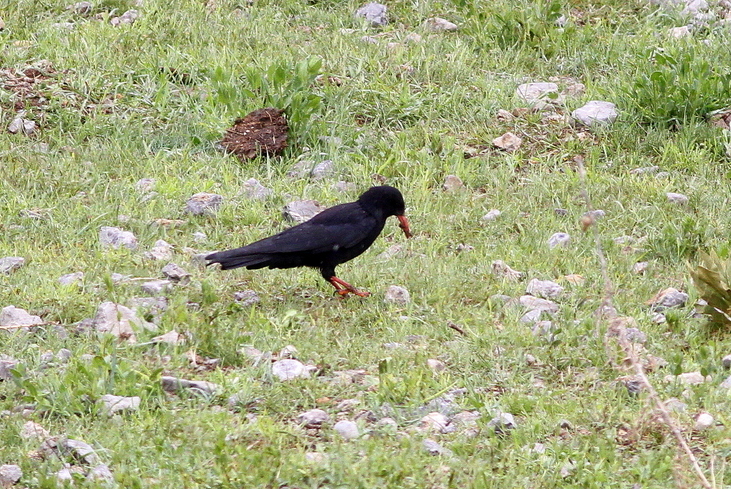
[427,358,446,373]
[632,262,648,274]
[562,274,585,285]
[420,412,450,432]
[98,394,141,416]
[297,409,329,427]
[140,280,173,295]
[333,420,360,439]
[99,226,138,250]
[554,208,568,216]
[519,295,559,313]
[442,174,463,192]
[278,345,298,359]
[58,271,84,286]
[161,263,190,283]
[93,301,157,342]
[651,312,667,324]
[492,132,523,152]
[145,239,173,261]
[333,181,357,193]
[560,461,576,478]
[289,160,336,180]
[161,376,221,396]
[40,437,100,465]
[669,25,691,37]
[185,192,223,216]
[0,464,22,485]
[491,260,524,281]
[0,256,25,274]
[151,330,185,345]
[87,464,113,482]
[526,278,564,300]
[648,287,688,310]
[571,101,618,126]
[385,285,410,304]
[234,289,260,306]
[722,354,731,369]
[482,209,501,221]
[666,192,689,204]
[110,9,138,26]
[355,2,387,26]
[272,359,311,381]
[283,200,325,223]
[548,232,571,249]
[624,327,647,343]
[135,178,155,192]
[0,355,18,381]
[128,296,167,318]
[360,35,379,44]
[404,32,422,43]
[239,178,273,200]
[721,376,731,389]
[516,82,560,106]
[488,412,517,434]
[193,231,207,242]
[7,113,36,135]
[423,439,453,456]
[532,320,557,336]
[0,306,43,327]
[424,17,458,31]
[67,1,93,14]
[694,412,715,430]
[664,371,708,385]
[664,397,688,412]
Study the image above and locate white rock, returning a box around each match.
[98,394,141,415]
[110,9,138,26]
[420,412,450,431]
[87,464,113,481]
[482,209,501,221]
[423,438,453,456]
[492,132,523,152]
[7,115,36,135]
[0,465,22,485]
[632,262,648,274]
[272,359,310,381]
[141,279,173,295]
[651,287,689,309]
[99,226,138,250]
[669,25,691,37]
[516,82,559,106]
[333,420,360,439]
[488,412,517,433]
[519,295,559,313]
[720,375,731,388]
[427,358,446,373]
[664,371,708,385]
[355,2,387,26]
[185,192,223,216]
[283,200,325,223]
[385,285,410,304]
[135,178,155,192]
[0,256,25,274]
[548,232,571,249]
[193,231,207,242]
[297,409,329,427]
[92,301,157,342]
[442,174,463,191]
[571,101,618,126]
[404,32,422,43]
[289,160,335,181]
[682,0,708,15]
[162,263,190,282]
[151,330,185,345]
[145,239,173,261]
[630,165,660,175]
[161,376,221,396]
[0,306,43,327]
[666,192,689,204]
[241,178,273,199]
[305,452,327,463]
[526,278,564,299]
[694,412,714,430]
[492,260,524,281]
[58,271,84,285]
[20,421,49,440]
[424,17,458,31]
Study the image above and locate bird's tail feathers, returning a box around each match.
[206,249,270,270]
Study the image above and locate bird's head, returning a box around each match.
[358,185,412,238]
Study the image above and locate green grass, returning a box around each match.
[2,0,731,487]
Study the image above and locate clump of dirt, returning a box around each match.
[0,61,58,111]
[220,107,289,161]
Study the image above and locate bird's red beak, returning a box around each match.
[397,215,412,238]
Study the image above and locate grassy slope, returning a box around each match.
[1,0,731,487]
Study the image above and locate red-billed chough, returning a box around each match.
[206,185,412,297]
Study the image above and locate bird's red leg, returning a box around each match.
[329,276,370,297]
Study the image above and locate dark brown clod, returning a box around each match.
[220,107,289,161]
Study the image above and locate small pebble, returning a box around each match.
[526,278,564,299]
[141,280,173,295]
[234,289,260,306]
[424,17,459,31]
[241,178,273,199]
[571,101,618,126]
[0,256,25,274]
[694,412,715,430]
[185,192,223,216]
[0,465,22,485]
[492,132,522,152]
[272,359,311,381]
[632,262,648,274]
[488,412,517,434]
[427,358,446,373]
[722,354,731,369]
[333,420,360,439]
[482,209,501,221]
[283,200,325,223]
[442,175,463,192]
[384,285,410,305]
[422,439,453,456]
[666,192,689,204]
[99,226,138,250]
[548,232,571,249]
[355,2,387,26]
[297,409,329,427]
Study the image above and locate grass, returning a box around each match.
[2,0,731,487]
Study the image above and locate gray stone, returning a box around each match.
[241,178,273,199]
[482,209,501,221]
[424,17,458,31]
[355,2,387,26]
[93,301,157,342]
[571,101,618,126]
[526,278,564,300]
[333,420,360,439]
[99,226,138,250]
[360,35,379,44]
[664,397,688,412]
[7,114,36,135]
[442,174,463,191]
[161,376,221,396]
[720,375,731,388]
[297,409,329,427]
[135,178,155,192]
[385,285,410,304]
[423,439,453,456]
[554,208,569,216]
[141,279,173,295]
[669,25,691,38]
[630,165,660,175]
[151,330,185,345]
[0,306,43,327]
[651,287,689,310]
[110,9,138,26]
[664,371,708,385]
[0,256,25,274]
[20,421,49,440]
[58,271,84,285]
[666,192,689,204]
[488,412,517,433]
[234,289,260,306]
[532,320,557,336]
[492,132,523,152]
[145,239,173,261]
[722,354,731,369]
[694,412,714,430]
[272,359,310,381]
[519,295,559,313]
[185,192,223,216]
[624,327,647,343]
[40,437,101,465]
[0,355,18,381]
[283,200,325,223]
[193,231,207,242]
[333,181,357,193]
[632,262,648,274]
[87,464,113,481]
[420,412,450,432]
[161,263,190,283]
[548,232,571,249]
[491,260,523,281]
[516,82,560,106]
[67,1,93,15]
[129,296,168,319]
[427,358,446,373]
[99,394,141,415]
[0,464,22,485]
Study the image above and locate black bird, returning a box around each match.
[206,185,412,297]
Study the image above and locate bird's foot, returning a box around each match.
[329,277,370,297]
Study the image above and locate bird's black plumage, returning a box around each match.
[205,185,411,296]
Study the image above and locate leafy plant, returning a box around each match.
[622,47,731,127]
[690,251,731,328]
